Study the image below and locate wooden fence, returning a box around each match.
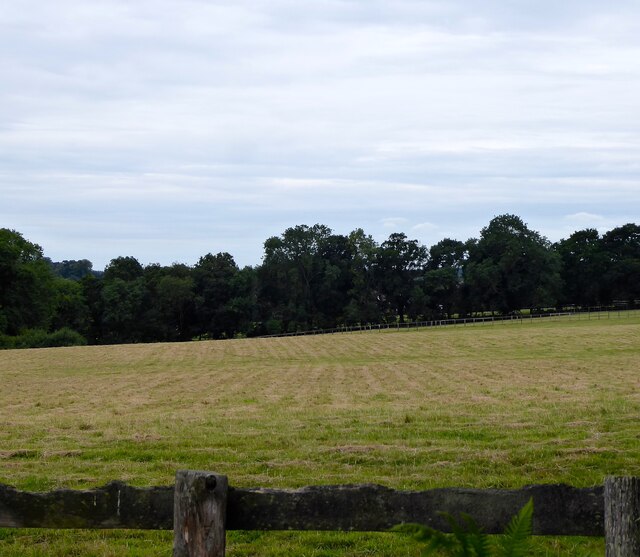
[1,472,638,556]
[259,307,640,338]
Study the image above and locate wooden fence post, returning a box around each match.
[173,470,228,557]
[604,476,640,557]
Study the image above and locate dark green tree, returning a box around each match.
[101,256,146,343]
[226,265,259,337]
[103,256,144,282]
[49,259,96,281]
[141,263,196,342]
[193,252,245,338]
[156,274,196,340]
[80,274,104,344]
[424,238,470,318]
[344,229,381,324]
[0,229,56,335]
[374,232,428,322]
[51,277,90,335]
[601,223,640,304]
[314,233,354,327]
[555,229,607,306]
[465,215,561,314]
[258,224,351,332]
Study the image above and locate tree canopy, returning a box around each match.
[2,216,638,348]
[465,215,561,313]
[0,229,56,335]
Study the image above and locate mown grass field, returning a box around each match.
[1,314,639,555]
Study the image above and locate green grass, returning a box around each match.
[2,313,639,555]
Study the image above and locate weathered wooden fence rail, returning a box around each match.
[1,472,638,556]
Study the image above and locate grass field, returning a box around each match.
[1,314,639,555]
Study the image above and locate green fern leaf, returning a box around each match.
[459,514,491,557]
[391,522,459,555]
[496,498,533,557]
[394,499,533,557]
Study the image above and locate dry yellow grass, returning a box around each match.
[1,316,639,491]
[1,315,639,555]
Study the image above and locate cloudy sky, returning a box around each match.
[2,1,639,269]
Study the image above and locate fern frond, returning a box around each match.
[441,512,473,556]
[391,522,458,554]
[459,514,491,557]
[423,531,460,556]
[394,498,534,557]
[496,498,533,557]
[436,512,491,557]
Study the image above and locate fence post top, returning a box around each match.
[175,470,228,478]
[175,470,229,489]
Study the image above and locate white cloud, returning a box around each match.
[381,217,409,229]
[551,212,628,241]
[412,222,439,232]
[1,0,639,267]
[564,212,606,224]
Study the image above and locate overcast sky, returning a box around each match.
[2,1,639,269]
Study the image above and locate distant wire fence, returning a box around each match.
[259,306,640,338]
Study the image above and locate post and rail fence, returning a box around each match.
[1,472,639,556]
[259,306,640,338]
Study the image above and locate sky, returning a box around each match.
[2,1,640,270]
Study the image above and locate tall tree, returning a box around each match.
[465,215,561,313]
[142,263,196,342]
[423,238,469,318]
[226,265,259,337]
[193,252,243,338]
[51,277,90,335]
[555,229,606,306]
[374,233,428,322]
[80,274,104,344]
[344,229,380,324]
[103,256,144,282]
[258,224,351,332]
[314,233,354,327]
[101,256,146,343]
[601,223,640,304]
[0,229,56,335]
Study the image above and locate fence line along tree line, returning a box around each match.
[1,215,639,348]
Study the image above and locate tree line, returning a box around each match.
[1,215,639,347]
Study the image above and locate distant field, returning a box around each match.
[1,314,639,555]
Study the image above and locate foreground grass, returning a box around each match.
[2,314,639,555]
